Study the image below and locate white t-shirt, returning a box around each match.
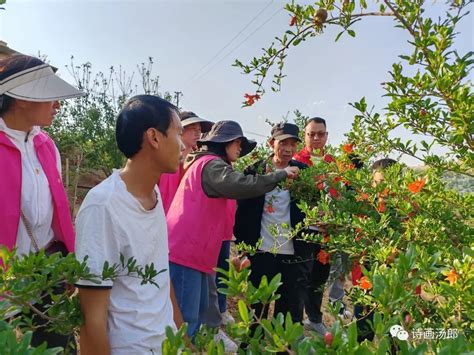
[259,185,295,255]
[75,170,175,354]
[0,117,60,256]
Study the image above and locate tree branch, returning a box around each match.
[0,293,55,322]
[246,10,394,94]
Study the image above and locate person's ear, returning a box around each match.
[145,128,160,149]
[13,98,28,109]
[267,138,275,148]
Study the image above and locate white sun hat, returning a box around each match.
[179,111,213,133]
[0,55,84,102]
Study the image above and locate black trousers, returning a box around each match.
[304,243,331,323]
[248,252,312,323]
[29,293,76,353]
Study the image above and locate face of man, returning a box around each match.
[304,121,328,154]
[271,137,298,167]
[155,111,184,173]
[372,170,385,186]
[181,122,202,150]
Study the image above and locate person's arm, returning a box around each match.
[202,159,296,199]
[78,288,111,355]
[170,282,184,329]
[170,282,196,350]
[74,202,120,354]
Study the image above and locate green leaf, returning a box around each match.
[238,299,250,323]
[347,321,358,348]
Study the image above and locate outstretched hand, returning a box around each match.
[284,166,300,179]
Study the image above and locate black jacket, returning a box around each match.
[233,159,315,258]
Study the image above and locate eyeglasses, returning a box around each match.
[306,131,327,139]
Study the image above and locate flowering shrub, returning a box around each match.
[228,0,473,353]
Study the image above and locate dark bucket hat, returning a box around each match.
[198,120,257,157]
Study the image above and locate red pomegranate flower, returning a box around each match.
[377,200,386,213]
[317,250,330,265]
[323,154,335,163]
[329,187,339,198]
[408,178,426,194]
[244,93,261,106]
[342,143,354,154]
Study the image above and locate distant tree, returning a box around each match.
[46,57,181,211]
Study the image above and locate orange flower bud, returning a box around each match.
[240,257,251,270]
[289,15,296,26]
[359,276,372,290]
[444,269,459,285]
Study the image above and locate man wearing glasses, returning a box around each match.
[294,117,328,164]
[293,117,333,336]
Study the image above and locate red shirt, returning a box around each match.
[293,147,333,166]
[293,147,314,166]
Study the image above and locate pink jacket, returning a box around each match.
[167,155,229,274]
[158,165,183,215]
[0,131,75,252]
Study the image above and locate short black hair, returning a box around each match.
[116,95,178,158]
[371,158,397,171]
[305,117,326,128]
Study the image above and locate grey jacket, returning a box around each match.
[184,151,287,200]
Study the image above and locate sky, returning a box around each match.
[1,0,472,164]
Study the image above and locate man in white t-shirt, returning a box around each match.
[75,95,185,354]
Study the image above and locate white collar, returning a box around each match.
[0,117,41,144]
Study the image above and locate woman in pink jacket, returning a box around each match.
[0,55,83,350]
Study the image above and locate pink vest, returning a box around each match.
[159,165,183,215]
[0,131,75,252]
[167,155,229,274]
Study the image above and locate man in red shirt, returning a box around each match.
[293,117,335,335]
[294,117,329,165]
